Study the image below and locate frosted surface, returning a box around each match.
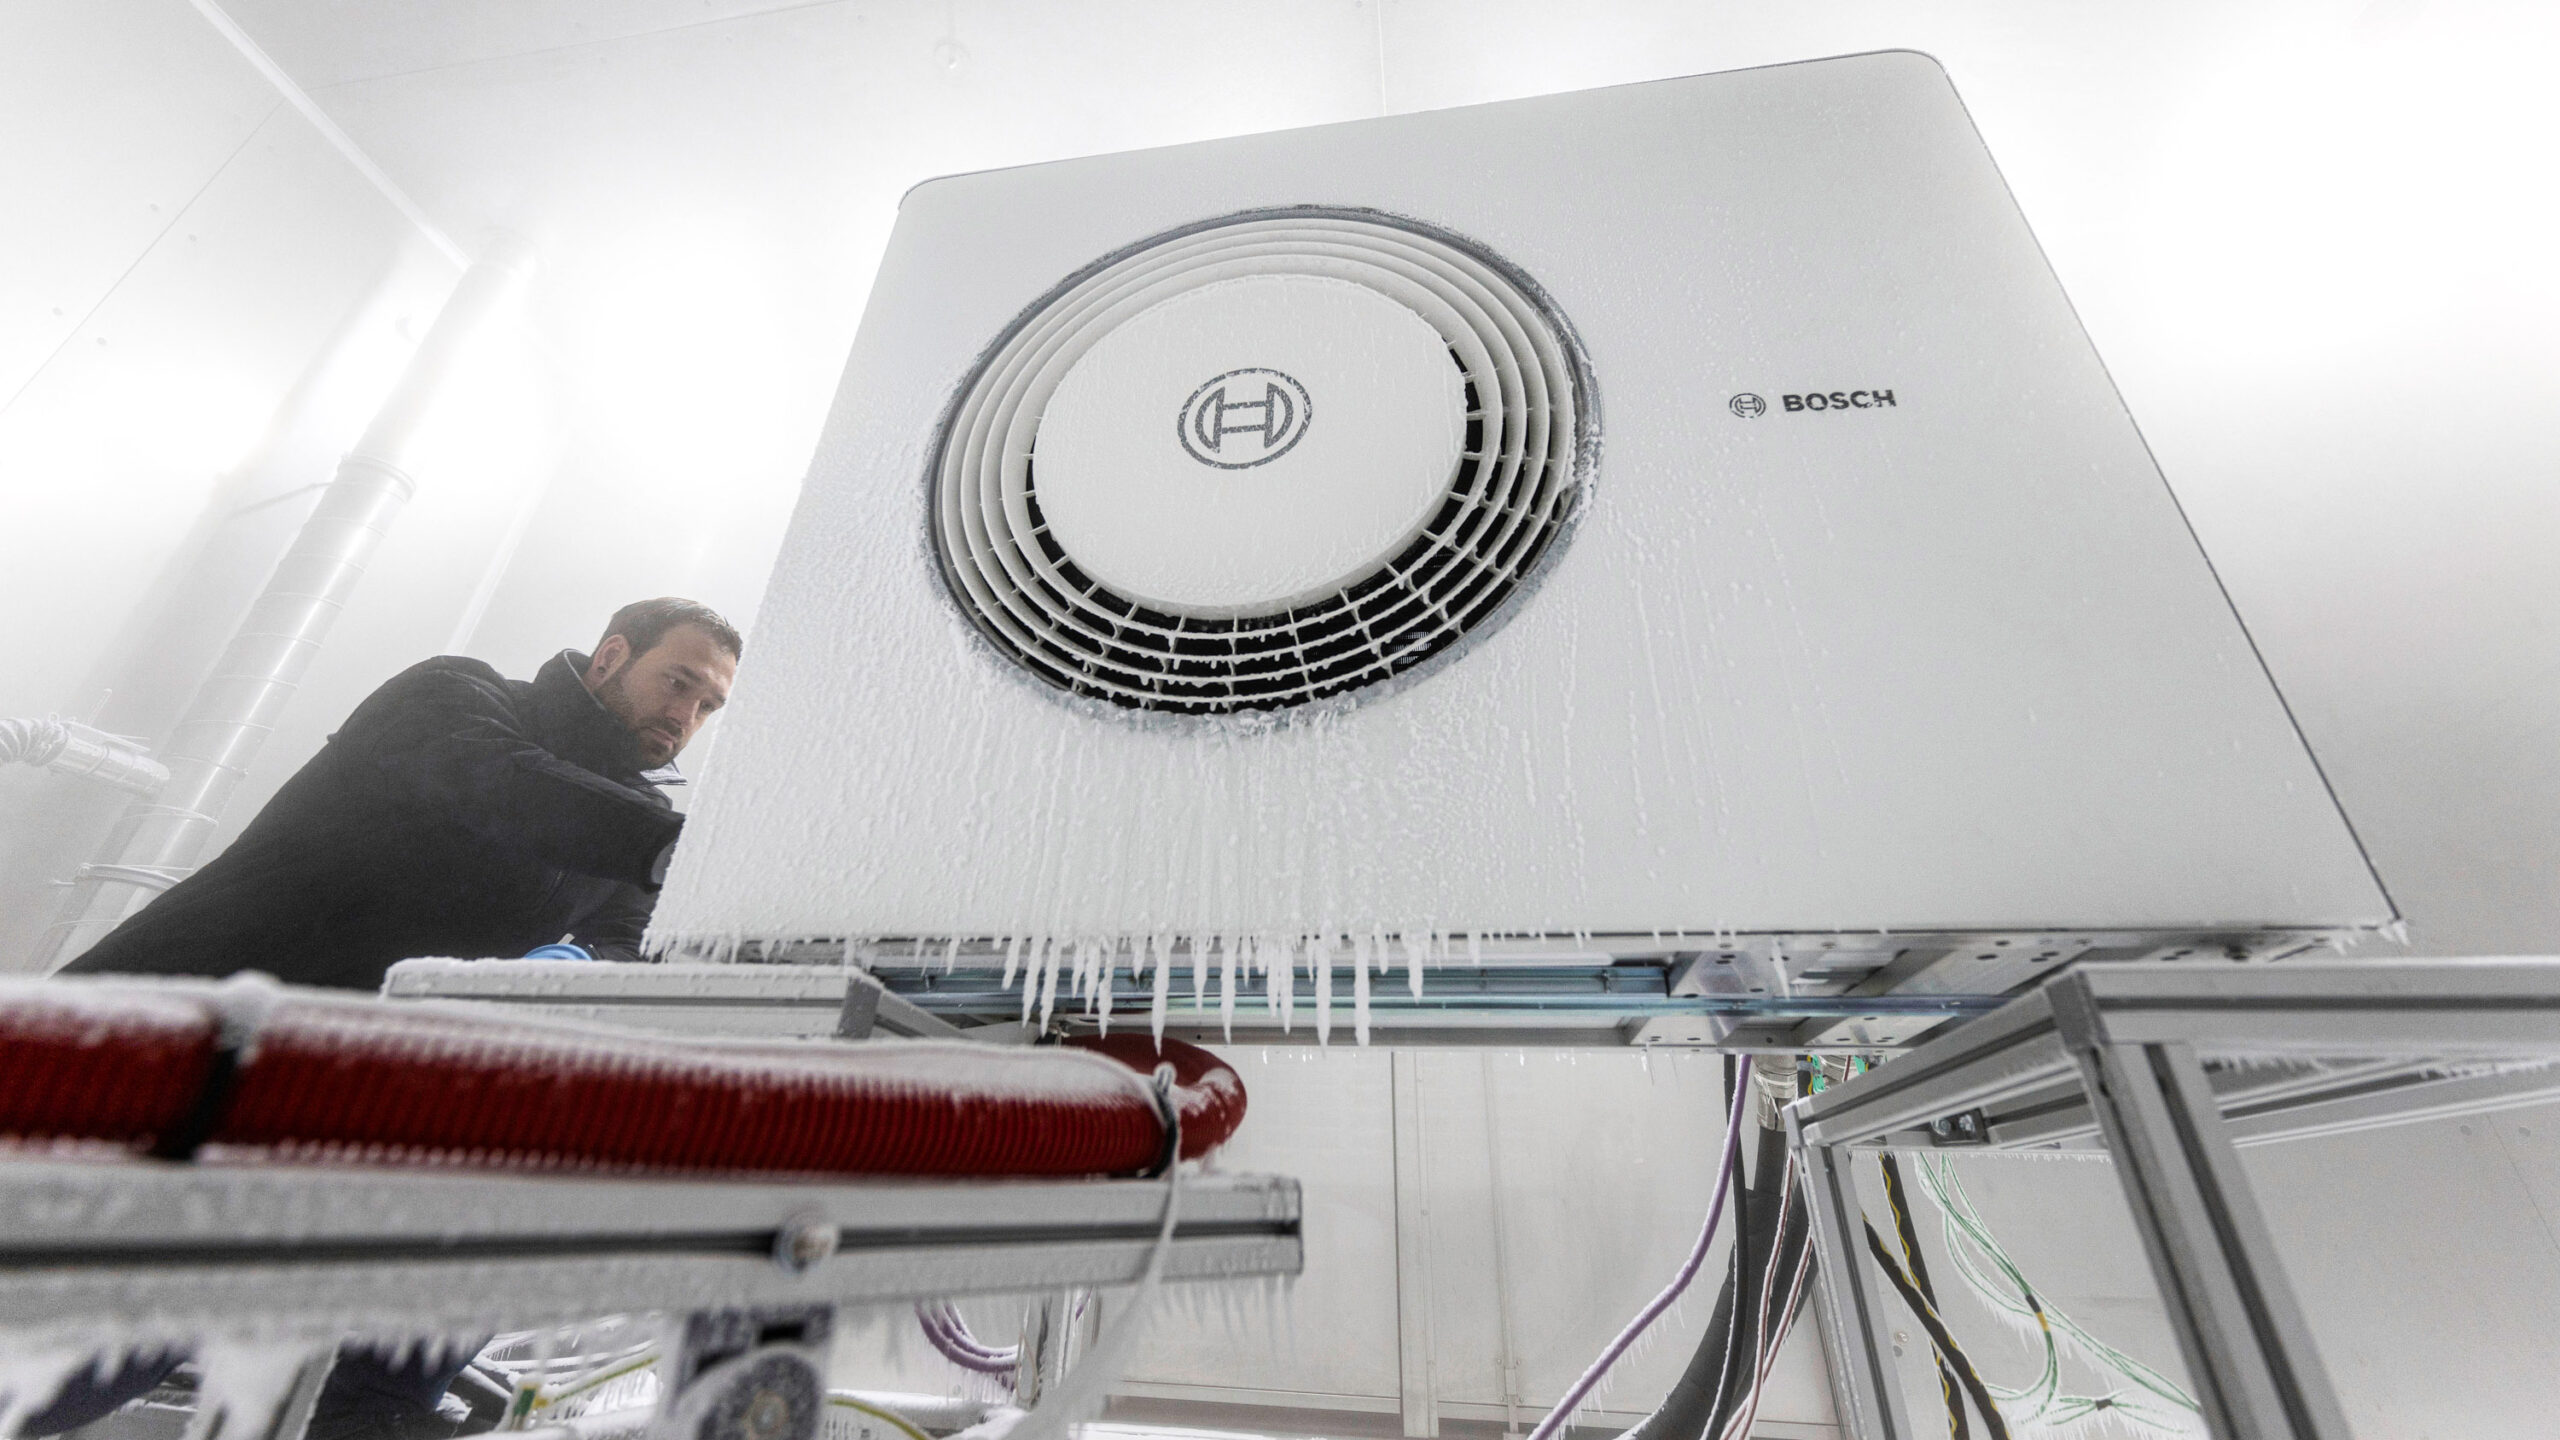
[651,53,2387,953]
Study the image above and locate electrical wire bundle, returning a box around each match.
[1862,1148,2207,1439]
[1620,1056,1822,1440]
[1910,1156,2201,1436]
[1863,1153,2014,1440]
[1521,1056,1830,1440]
[914,1301,1020,1377]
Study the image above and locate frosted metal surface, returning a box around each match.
[652,52,2388,948]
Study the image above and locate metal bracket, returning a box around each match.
[1925,1109,1988,1146]
[836,975,882,1040]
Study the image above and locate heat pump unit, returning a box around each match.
[649,52,2391,1017]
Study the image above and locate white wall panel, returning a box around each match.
[289,1,1390,690]
[0,0,279,404]
[0,4,443,968]
[1124,1047,1405,1403]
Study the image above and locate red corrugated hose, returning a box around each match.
[0,977,1244,1177]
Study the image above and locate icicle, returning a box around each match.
[1276,935,1298,1033]
[187,1341,328,1440]
[1219,936,1239,1041]
[1002,936,1022,990]
[1191,935,1211,1008]
[1352,932,1373,1046]
[1314,935,1335,1046]
[1037,938,1062,1029]
[1264,936,1288,1032]
[1098,938,1117,1035]
[1018,936,1040,1024]
[1405,932,1428,999]
[944,937,960,972]
[0,1345,97,1439]
[1150,934,1173,1043]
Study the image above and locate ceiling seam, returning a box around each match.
[295,0,860,92]
[186,0,465,266]
[0,101,284,421]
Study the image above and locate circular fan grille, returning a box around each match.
[931,207,1595,717]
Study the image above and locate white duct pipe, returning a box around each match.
[0,716,170,797]
[35,236,537,971]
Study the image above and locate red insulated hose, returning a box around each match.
[0,979,1245,1179]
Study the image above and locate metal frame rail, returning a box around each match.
[1786,958,2560,1440]
[0,1159,1302,1340]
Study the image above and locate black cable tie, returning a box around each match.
[149,1033,243,1162]
[149,977,278,1163]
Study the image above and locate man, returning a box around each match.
[32,601,739,1440]
[68,597,738,990]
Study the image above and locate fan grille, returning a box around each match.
[931,207,1595,717]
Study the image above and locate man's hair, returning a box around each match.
[599,597,743,663]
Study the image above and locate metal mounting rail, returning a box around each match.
[386,957,2008,1052]
[0,1158,1301,1341]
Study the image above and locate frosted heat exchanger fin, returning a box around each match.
[650,51,2392,964]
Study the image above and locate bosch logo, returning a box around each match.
[1782,388,1896,412]
[1729,393,1767,419]
[1179,368,1312,469]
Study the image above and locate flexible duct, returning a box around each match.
[35,238,535,971]
[0,716,169,796]
[0,978,1246,1177]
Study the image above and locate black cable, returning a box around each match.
[1863,1221,2011,1440]
[1706,1055,1760,1428]
[1881,1155,1969,1440]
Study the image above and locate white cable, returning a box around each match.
[1716,1152,1800,1440]
[994,1068,1185,1440]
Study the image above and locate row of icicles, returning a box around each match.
[975,931,1462,1044]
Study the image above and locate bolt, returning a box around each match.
[774,1211,839,1273]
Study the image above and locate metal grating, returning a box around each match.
[930,207,1595,717]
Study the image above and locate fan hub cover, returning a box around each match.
[1035,274,1464,619]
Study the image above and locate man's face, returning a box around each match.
[585,624,738,767]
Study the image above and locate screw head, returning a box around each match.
[774,1211,839,1273]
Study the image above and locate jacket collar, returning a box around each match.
[533,650,677,786]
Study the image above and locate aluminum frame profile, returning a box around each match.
[0,1159,1301,1340]
[1786,958,2560,1440]
[384,956,2010,1052]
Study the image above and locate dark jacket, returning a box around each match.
[67,651,683,991]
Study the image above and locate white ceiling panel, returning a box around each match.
[0,0,282,406]
[212,0,842,89]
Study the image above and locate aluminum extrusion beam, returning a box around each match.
[0,1160,1300,1341]
[384,959,966,1041]
[382,958,2004,1052]
[1789,957,2560,1440]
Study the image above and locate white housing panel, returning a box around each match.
[652,52,2391,950]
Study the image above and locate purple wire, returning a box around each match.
[915,1300,1021,1375]
[1525,1054,1757,1440]
[918,1304,1015,1374]
[923,1303,1016,1369]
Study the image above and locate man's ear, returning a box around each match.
[586,635,631,686]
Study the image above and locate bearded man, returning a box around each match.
[65,597,740,990]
